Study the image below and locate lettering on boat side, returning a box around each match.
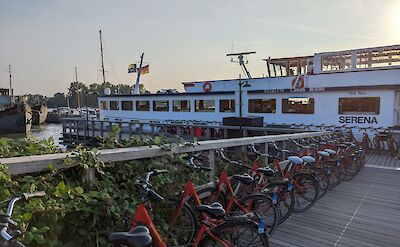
[339,116,378,124]
[262,87,326,94]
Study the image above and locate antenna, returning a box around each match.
[226,51,256,79]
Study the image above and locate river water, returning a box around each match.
[29,123,64,146]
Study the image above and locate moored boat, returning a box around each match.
[0,89,32,134]
[32,104,48,125]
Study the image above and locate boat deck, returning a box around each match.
[365,150,400,169]
[270,167,400,246]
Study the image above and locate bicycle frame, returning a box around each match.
[131,203,230,247]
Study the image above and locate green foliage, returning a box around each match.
[0,137,61,158]
[0,136,206,246]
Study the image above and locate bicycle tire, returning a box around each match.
[199,219,269,247]
[276,187,295,224]
[388,141,398,157]
[292,173,319,213]
[10,241,26,247]
[235,194,279,237]
[373,137,382,150]
[315,169,330,199]
[195,185,227,208]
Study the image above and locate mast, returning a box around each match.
[133,53,144,94]
[99,30,106,84]
[8,65,13,105]
[75,66,80,109]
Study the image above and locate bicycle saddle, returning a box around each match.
[108,225,152,247]
[232,174,254,185]
[196,202,225,219]
[324,149,337,155]
[267,178,291,188]
[301,156,316,164]
[256,167,276,177]
[317,151,330,157]
[288,156,303,165]
[337,144,347,148]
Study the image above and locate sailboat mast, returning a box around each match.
[99,30,106,84]
[75,66,80,109]
[8,65,13,99]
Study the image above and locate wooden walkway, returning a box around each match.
[365,151,400,169]
[270,167,400,247]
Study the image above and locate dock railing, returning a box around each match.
[61,118,309,146]
[1,131,333,180]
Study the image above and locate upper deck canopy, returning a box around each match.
[263,44,400,78]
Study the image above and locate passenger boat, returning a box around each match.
[97,44,400,130]
[0,89,32,135]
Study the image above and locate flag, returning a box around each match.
[139,64,149,75]
[128,64,137,73]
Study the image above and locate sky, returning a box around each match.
[0,0,399,96]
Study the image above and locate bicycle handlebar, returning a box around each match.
[186,154,212,172]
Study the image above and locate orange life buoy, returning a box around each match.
[203,82,212,92]
[292,77,304,89]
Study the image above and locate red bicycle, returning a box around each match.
[109,169,269,247]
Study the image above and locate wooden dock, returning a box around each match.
[270,167,400,247]
[365,150,400,169]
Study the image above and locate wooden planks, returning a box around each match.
[270,168,400,247]
[365,152,400,169]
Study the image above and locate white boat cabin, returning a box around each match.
[98,44,400,129]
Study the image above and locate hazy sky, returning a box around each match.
[0,0,399,96]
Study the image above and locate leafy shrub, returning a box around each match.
[0,136,207,246]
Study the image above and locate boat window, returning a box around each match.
[110,101,119,110]
[338,97,380,115]
[248,99,276,113]
[100,101,108,110]
[282,98,314,114]
[321,53,352,71]
[356,48,400,69]
[153,100,169,111]
[219,99,235,112]
[121,101,133,111]
[136,100,150,111]
[289,60,299,76]
[195,100,215,112]
[173,100,190,112]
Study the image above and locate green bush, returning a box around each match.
[0,136,206,246]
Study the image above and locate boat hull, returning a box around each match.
[32,104,48,125]
[0,104,32,134]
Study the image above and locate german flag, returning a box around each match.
[139,65,149,75]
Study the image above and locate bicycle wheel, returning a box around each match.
[373,137,382,150]
[315,169,330,199]
[199,219,269,247]
[156,200,197,246]
[276,187,295,224]
[236,194,279,237]
[388,141,398,157]
[196,186,227,208]
[328,162,341,189]
[292,173,319,213]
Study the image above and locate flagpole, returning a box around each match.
[134,53,144,94]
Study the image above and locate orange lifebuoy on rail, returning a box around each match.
[203,82,212,92]
[292,77,305,89]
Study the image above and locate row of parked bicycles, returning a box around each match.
[1,132,365,247]
[290,124,399,156]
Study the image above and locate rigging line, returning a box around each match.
[102,38,121,84]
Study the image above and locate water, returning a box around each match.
[29,123,63,146]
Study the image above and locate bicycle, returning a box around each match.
[110,169,269,247]
[0,191,46,247]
